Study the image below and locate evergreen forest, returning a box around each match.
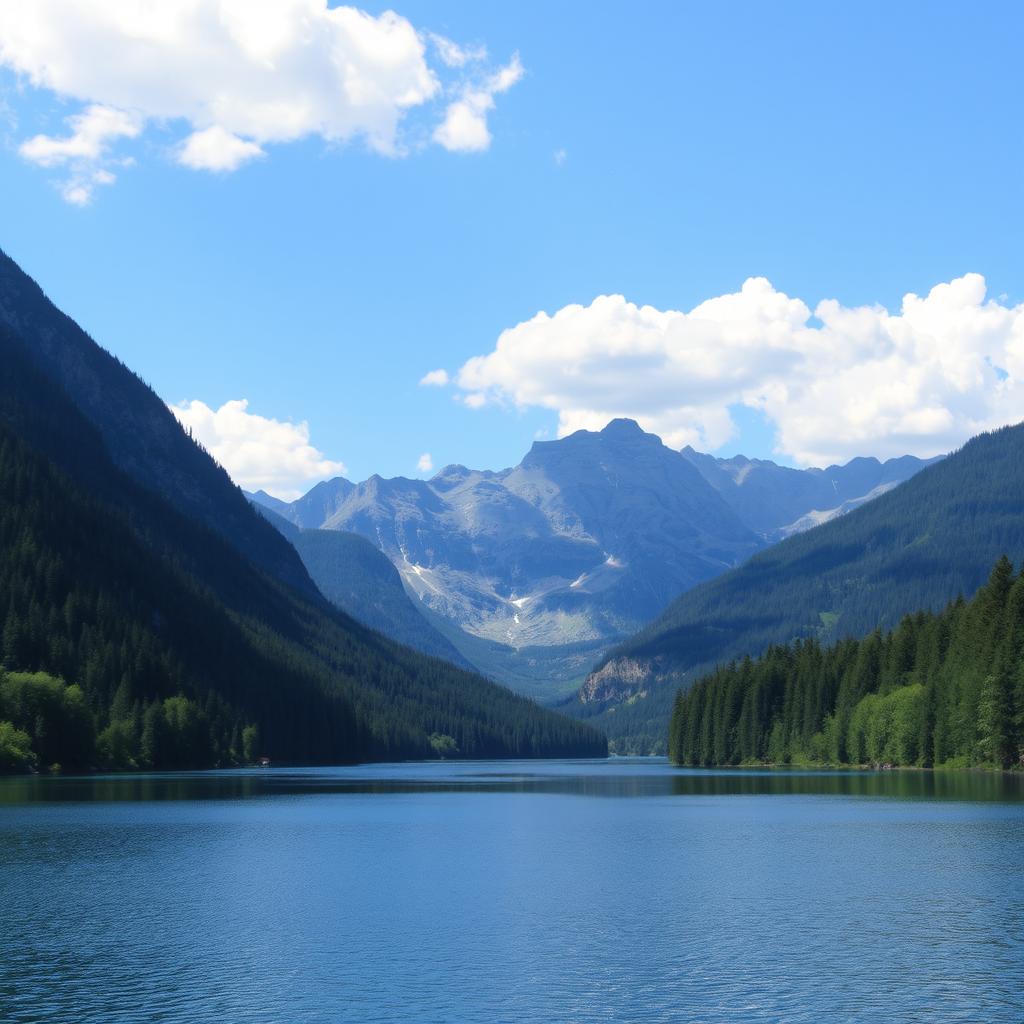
[669,557,1024,769]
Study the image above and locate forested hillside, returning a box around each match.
[0,265,606,772]
[578,422,1024,754]
[0,248,314,595]
[670,557,1024,769]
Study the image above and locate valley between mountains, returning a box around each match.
[3,243,1024,767]
[250,420,934,708]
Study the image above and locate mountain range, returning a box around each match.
[258,422,934,698]
[680,447,943,540]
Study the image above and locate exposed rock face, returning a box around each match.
[578,657,655,704]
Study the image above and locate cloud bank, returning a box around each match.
[0,0,522,202]
[445,274,1024,467]
[171,398,345,499]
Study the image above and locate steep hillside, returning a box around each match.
[0,256,607,769]
[249,492,474,668]
[578,423,1024,753]
[0,248,313,596]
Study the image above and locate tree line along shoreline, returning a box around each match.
[670,556,1024,771]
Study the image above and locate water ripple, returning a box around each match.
[1,760,1021,1023]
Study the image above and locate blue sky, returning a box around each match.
[2,1,1024,496]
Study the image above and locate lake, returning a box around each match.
[1,759,1022,1023]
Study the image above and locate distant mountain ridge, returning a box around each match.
[259,422,933,698]
[680,448,940,539]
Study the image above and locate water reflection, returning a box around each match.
[1,759,1021,804]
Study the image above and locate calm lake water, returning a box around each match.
[1,759,1022,1024]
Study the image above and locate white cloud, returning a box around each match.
[453,274,1024,466]
[19,103,140,165]
[430,33,486,68]
[18,103,142,203]
[0,1,522,201]
[416,452,434,473]
[177,125,264,171]
[419,368,450,387]
[433,53,523,153]
[553,147,567,166]
[170,398,346,499]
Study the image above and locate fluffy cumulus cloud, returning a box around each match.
[445,275,1024,466]
[171,398,345,499]
[177,125,264,172]
[0,1,522,202]
[416,452,434,473]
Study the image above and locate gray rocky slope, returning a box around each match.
[256,420,933,698]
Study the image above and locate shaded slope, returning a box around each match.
[292,529,473,669]
[0,247,313,596]
[248,498,472,668]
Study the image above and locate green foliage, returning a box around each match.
[96,718,139,771]
[141,696,214,770]
[429,733,459,758]
[845,685,926,766]
[0,719,35,772]
[670,558,1024,769]
[0,671,94,769]
[242,724,260,764]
